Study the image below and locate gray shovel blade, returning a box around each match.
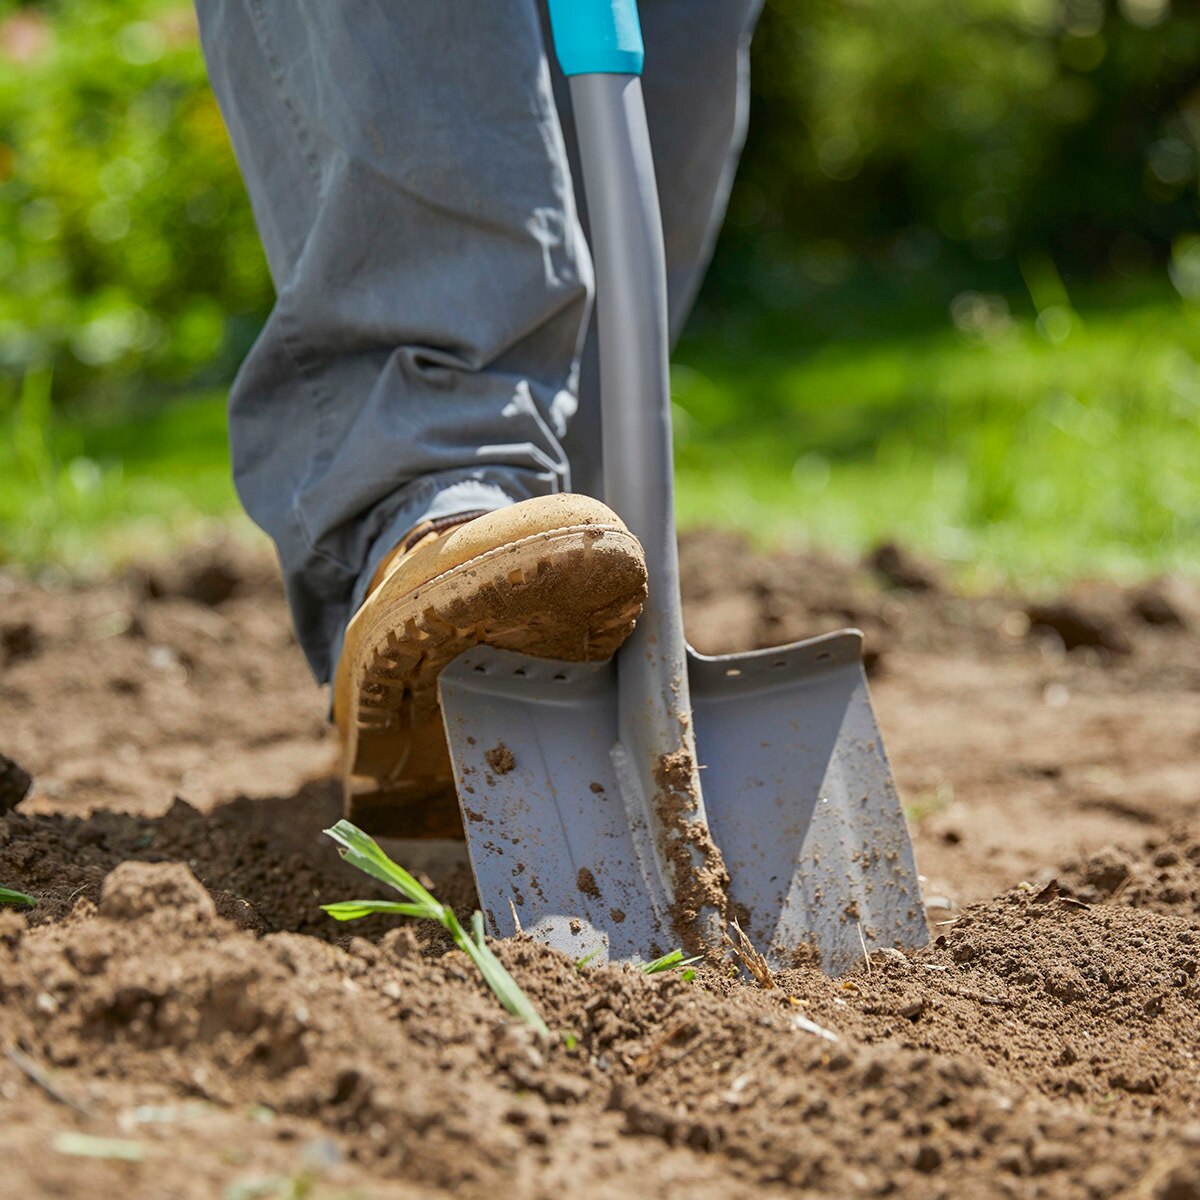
[689,630,929,975]
[438,648,671,964]
[439,631,929,974]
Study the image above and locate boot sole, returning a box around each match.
[341,522,647,837]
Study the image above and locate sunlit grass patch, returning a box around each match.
[2,281,1197,587]
[0,374,246,572]
[673,284,1200,586]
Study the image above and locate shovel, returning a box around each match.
[437,0,929,974]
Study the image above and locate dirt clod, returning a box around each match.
[99,860,217,923]
[1131,577,1198,630]
[181,560,242,607]
[1,621,39,665]
[486,742,515,775]
[866,541,943,592]
[1026,598,1132,653]
[0,752,32,813]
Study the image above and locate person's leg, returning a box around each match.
[553,0,764,496]
[640,0,764,338]
[196,0,594,685]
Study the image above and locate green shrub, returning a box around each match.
[1,0,1198,413]
[732,0,1200,284]
[0,0,270,405]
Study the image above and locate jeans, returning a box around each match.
[195,0,761,682]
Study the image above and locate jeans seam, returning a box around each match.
[246,0,323,197]
[247,0,350,574]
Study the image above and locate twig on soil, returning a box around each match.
[634,1017,701,1079]
[6,1048,95,1118]
[856,923,872,974]
[52,1132,145,1162]
[792,1014,840,1043]
[724,919,776,989]
[320,820,549,1037]
[949,986,1012,1008]
[508,898,522,934]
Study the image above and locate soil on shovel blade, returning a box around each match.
[0,532,1198,1199]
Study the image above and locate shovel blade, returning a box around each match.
[440,632,929,975]
[690,631,929,974]
[438,649,670,963]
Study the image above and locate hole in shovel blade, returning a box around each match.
[724,667,742,677]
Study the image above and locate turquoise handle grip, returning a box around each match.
[547,0,644,77]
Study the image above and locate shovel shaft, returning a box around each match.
[567,72,725,947]
[546,1,727,950]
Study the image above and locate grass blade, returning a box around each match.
[641,948,703,974]
[321,900,429,922]
[0,885,36,908]
[455,910,549,1037]
[323,820,441,911]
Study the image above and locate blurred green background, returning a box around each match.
[0,0,1198,584]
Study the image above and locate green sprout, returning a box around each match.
[0,885,36,908]
[321,820,548,1037]
[641,948,703,976]
[574,946,603,972]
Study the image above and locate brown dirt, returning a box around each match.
[484,743,515,776]
[654,745,731,957]
[1,531,1198,1198]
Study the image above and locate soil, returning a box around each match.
[0,531,1198,1199]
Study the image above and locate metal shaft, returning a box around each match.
[569,74,724,950]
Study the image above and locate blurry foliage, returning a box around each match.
[0,0,269,407]
[0,0,1197,411]
[0,0,1196,578]
[732,0,1200,290]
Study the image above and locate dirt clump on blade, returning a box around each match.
[654,747,730,957]
[485,742,515,775]
[1,534,1199,1197]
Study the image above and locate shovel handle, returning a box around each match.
[548,8,725,950]
[546,0,644,77]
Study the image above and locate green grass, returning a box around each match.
[2,277,1198,585]
[0,370,241,571]
[673,279,1200,587]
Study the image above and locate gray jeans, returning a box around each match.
[196,0,761,682]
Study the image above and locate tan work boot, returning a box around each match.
[333,494,648,837]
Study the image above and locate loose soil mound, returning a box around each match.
[1,533,1198,1198]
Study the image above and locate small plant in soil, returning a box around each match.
[321,820,549,1037]
[576,945,700,977]
[0,884,35,908]
[641,948,702,979]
